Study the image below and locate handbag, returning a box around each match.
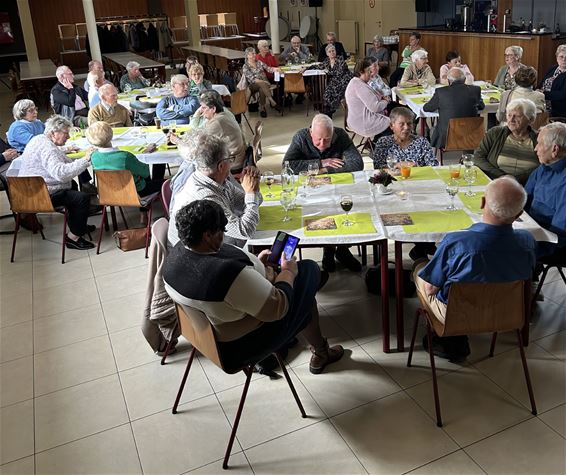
[113,228,147,251]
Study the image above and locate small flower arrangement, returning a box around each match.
[368,169,397,188]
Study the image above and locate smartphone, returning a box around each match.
[267,231,300,266]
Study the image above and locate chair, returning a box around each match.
[58,24,78,52]
[283,73,308,115]
[251,120,263,165]
[95,170,161,258]
[341,99,374,154]
[7,176,69,264]
[439,116,485,165]
[230,89,253,134]
[407,280,537,427]
[532,253,566,312]
[171,303,307,469]
[533,111,549,131]
[161,179,172,218]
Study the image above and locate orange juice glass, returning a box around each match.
[400,166,411,179]
[449,165,461,179]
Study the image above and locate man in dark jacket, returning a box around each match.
[51,66,89,127]
[423,68,484,149]
[318,32,347,62]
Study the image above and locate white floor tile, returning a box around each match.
[32,257,93,291]
[187,452,251,474]
[35,424,142,475]
[539,403,566,438]
[0,322,33,364]
[101,291,145,333]
[32,278,99,319]
[0,356,33,408]
[1,400,34,465]
[0,456,34,475]
[245,420,366,474]
[95,266,147,302]
[407,450,484,475]
[196,355,257,394]
[528,299,566,340]
[34,374,129,452]
[0,290,32,330]
[90,246,147,277]
[535,330,566,361]
[316,271,370,308]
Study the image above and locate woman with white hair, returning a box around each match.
[256,39,278,81]
[399,49,436,87]
[242,47,280,117]
[540,44,566,118]
[494,45,525,90]
[474,98,539,184]
[7,99,45,152]
[119,61,150,92]
[18,115,95,250]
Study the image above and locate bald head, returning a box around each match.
[447,67,466,84]
[483,176,527,224]
[310,114,334,152]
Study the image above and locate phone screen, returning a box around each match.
[268,232,300,265]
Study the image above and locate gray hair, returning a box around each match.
[311,113,334,132]
[191,130,230,171]
[389,106,415,124]
[199,90,224,112]
[44,115,72,136]
[506,45,523,59]
[86,121,113,147]
[447,67,466,84]
[257,39,269,49]
[88,60,103,71]
[372,35,383,44]
[170,74,189,86]
[99,83,117,100]
[485,176,527,222]
[325,44,336,54]
[12,99,37,120]
[411,49,428,62]
[506,98,537,121]
[244,47,256,56]
[556,44,566,57]
[126,61,140,71]
[291,35,301,43]
[539,122,566,154]
[55,65,71,80]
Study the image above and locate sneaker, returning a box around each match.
[335,246,362,272]
[322,247,336,273]
[309,339,344,374]
[65,236,95,250]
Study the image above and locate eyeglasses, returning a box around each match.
[504,54,516,57]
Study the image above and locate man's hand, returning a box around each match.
[143,143,157,153]
[424,282,440,297]
[258,249,272,265]
[278,253,298,281]
[2,149,18,161]
[61,78,74,89]
[321,158,344,169]
[241,171,259,193]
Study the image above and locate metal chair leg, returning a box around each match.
[160,321,179,365]
[61,210,68,264]
[172,347,197,414]
[532,266,550,302]
[489,332,498,357]
[516,330,537,415]
[407,309,420,367]
[426,322,443,427]
[10,214,21,263]
[275,353,307,418]
[97,207,107,254]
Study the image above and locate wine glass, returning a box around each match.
[263,170,275,198]
[386,154,397,171]
[340,194,354,226]
[464,168,477,196]
[280,191,294,222]
[446,179,459,210]
[461,153,474,169]
[123,83,132,94]
[298,170,309,198]
[307,162,319,187]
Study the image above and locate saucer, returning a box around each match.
[377,188,394,195]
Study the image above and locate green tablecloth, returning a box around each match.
[458,191,484,214]
[257,206,302,230]
[402,209,473,234]
[397,86,424,95]
[411,95,432,104]
[304,212,376,236]
[405,166,439,181]
[111,127,130,134]
[259,181,283,201]
[321,173,354,185]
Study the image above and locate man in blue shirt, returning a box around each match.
[524,122,566,258]
[414,176,536,361]
[156,74,199,125]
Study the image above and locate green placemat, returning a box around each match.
[404,166,439,181]
[411,95,432,104]
[435,166,490,185]
[117,93,131,100]
[112,127,130,135]
[304,212,376,236]
[458,191,484,213]
[157,143,178,152]
[324,173,354,185]
[259,180,283,201]
[397,86,424,95]
[257,206,302,230]
[117,145,148,154]
[66,150,86,159]
[402,209,473,234]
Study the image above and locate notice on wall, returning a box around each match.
[0,12,15,45]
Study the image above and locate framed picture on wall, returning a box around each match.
[0,12,14,45]
[289,0,297,6]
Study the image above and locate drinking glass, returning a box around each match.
[461,153,474,169]
[123,83,132,94]
[448,164,461,179]
[386,154,397,171]
[280,191,294,222]
[422,80,429,91]
[69,127,81,142]
[446,179,459,210]
[340,194,354,226]
[464,168,477,196]
[307,162,319,186]
[263,170,275,198]
[298,170,309,198]
[400,164,412,179]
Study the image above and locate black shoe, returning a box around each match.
[260,110,267,118]
[65,236,95,250]
[335,246,362,272]
[80,182,98,194]
[295,95,305,104]
[409,243,437,261]
[322,247,336,273]
[284,96,293,107]
[318,269,330,290]
[86,224,96,234]
[423,334,470,363]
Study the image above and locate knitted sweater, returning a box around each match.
[91,148,149,191]
[7,119,45,153]
[87,103,132,127]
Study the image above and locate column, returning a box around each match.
[268,0,280,53]
[184,0,201,46]
[16,0,39,62]
[82,0,101,61]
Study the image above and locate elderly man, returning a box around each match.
[423,67,484,149]
[120,61,151,92]
[415,176,536,361]
[318,32,347,62]
[284,114,363,273]
[280,36,311,63]
[51,65,89,127]
[524,122,566,258]
[87,83,132,127]
[83,60,109,92]
[156,74,199,125]
[168,130,262,248]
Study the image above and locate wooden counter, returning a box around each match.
[397,29,562,82]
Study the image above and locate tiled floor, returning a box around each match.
[1,84,565,475]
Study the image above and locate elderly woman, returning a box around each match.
[368,57,391,98]
[494,46,525,90]
[188,63,212,97]
[399,49,436,88]
[189,90,246,171]
[497,66,546,122]
[344,57,390,139]
[439,51,474,85]
[86,70,106,107]
[475,98,539,184]
[242,47,279,118]
[308,44,352,117]
[372,106,437,169]
[119,61,150,92]
[256,39,279,81]
[367,35,390,71]
[7,99,45,153]
[156,74,199,125]
[540,44,566,118]
[163,199,343,374]
[389,31,423,87]
[179,55,198,76]
[86,121,162,199]
[18,115,94,250]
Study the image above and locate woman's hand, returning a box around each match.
[2,149,18,161]
[143,143,157,154]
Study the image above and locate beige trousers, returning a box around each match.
[413,261,448,324]
[249,80,273,109]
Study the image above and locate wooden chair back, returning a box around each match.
[175,303,223,368]
[341,99,354,136]
[533,111,549,130]
[284,73,306,94]
[444,117,485,152]
[252,120,263,165]
[95,170,141,207]
[7,176,56,214]
[230,89,248,115]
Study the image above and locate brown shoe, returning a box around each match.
[309,339,344,374]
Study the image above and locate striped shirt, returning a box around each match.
[496,135,539,182]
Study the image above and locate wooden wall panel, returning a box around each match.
[196,0,262,39]
[160,0,186,19]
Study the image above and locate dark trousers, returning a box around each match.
[218,259,321,371]
[78,169,92,185]
[50,187,90,236]
[139,178,163,197]
[389,67,404,88]
[152,164,166,181]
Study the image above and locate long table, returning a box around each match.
[181,45,246,82]
[19,59,58,109]
[247,169,556,353]
[103,52,166,82]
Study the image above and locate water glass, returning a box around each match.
[386,155,396,170]
[446,179,459,210]
[298,170,309,198]
[280,191,294,222]
[464,168,477,196]
[461,153,474,169]
[307,162,319,186]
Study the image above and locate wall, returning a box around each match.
[0,0,26,67]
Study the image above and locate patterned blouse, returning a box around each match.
[368,74,391,97]
[242,60,273,84]
[372,134,438,169]
[541,67,566,92]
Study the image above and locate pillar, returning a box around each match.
[82,0,101,61]
[184,0,201,46]
[268,0,280,53]
[16,0,39,62]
